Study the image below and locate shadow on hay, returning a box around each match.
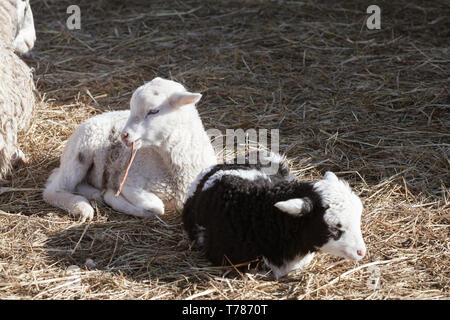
[43,209,219,283]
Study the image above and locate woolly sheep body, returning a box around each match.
[183,161,366,279]
[44,78,217,221]
[0,0,35,181]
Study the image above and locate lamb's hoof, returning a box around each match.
[89,200,102,209]
[11,149,28,167]
[88,192,104,206]
[141,202,165,217]
[71,203,94,222]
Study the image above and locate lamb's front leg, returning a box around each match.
[265,252,315,280]
[120,186,165,216]
[103,188,164,218]
[291,252,315,273]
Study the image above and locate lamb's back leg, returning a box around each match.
[43,146,95,221]
[76,183,103,203]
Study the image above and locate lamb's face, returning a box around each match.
[314,172,366,261]
[121,77,202,149]
[13,0,36,56]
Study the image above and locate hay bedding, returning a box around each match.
[0,0,449,299]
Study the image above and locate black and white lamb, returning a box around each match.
[183,156,366,279]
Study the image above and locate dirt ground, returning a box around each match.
[0,0,448,299]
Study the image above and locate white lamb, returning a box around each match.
[43,77,217,222]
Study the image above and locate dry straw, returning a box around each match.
[0,0,448,299]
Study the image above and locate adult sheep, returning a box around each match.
[183,158,366,279]
[0,0,36,181]
[0,0,36,56]
[44,77,217,222]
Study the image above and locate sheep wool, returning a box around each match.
[0,0,35,181]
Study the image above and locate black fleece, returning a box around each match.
[183,163,333,268]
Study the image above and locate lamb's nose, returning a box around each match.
[357,250,364,257]
[121,132,129,142]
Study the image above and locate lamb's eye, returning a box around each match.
[330,226,344,240]
[146,109,159,117]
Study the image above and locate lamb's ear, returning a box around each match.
[169,92,202,109]
[324,171,338,182]
[274,198,311,216]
